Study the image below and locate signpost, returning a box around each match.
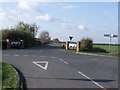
[104,34,118,54]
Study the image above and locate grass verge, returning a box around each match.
[59,42,119,56]
[93,45,118,56]
[65,49,118,56]
[1,62,19,89]
[64,45,119,56]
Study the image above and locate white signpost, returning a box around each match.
[104,34,118,54]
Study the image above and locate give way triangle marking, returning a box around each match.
[33,61,48,70]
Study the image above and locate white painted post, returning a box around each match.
[20,39,24,49]
[6,39,10,49]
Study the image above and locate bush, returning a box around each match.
[1,29,35,48]
[2,40,7,49]
[52,38,60,43]
[80,37,93,51]
[21,31,35,48]
[1,22,39,49]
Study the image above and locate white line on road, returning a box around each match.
[50,56,57,59]
[14,54,19,56]
[33,61,48,70]
[64,61,69,64]
[78,71,106,90]
[50,56,104,89]
[59,58,69,65]
[49,56,69,64]
[40,56,47,58]
[39,50,44,53]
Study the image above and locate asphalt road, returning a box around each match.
[2,44,118,89]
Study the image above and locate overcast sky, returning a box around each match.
[0,1,118,44]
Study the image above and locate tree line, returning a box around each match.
[0,21,95,52]
[1,21,51,48]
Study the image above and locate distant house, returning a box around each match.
[69,42,76,49]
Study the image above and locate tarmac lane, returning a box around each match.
[2,44,118,89]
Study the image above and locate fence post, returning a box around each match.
[21,40,24,49]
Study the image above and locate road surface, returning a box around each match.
[2,44,118,89]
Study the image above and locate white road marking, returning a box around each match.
[50,56,69,65]
[33,61,48,70]
[14,54,19,56]
[64,61,69,64]
[78,71,106,90]
[40,56,47,58]
[59,58,69,65]
[50,56,57,59]
[49,56,104,89]
[50,56,69,64]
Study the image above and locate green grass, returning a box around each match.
[59,42,119,56]
[93,45,118,56]
[64,45,119,56]
[1,62,19,89]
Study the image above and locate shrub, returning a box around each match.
[2,40,7,49]
[1,29,35,48]
[52,38,60,43]
[1,22,39,49]
[80,37,93,51]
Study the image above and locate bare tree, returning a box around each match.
[39,31,51,44]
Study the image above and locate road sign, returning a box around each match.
[112,35,118,38]
[104,33,118,54]
[69,35,73,41]
[104,34,118,38]
[104,34,110,37]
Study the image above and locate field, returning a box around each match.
[60,42,119,56]
[93,45,119,56]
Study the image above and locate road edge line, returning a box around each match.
[78,71,106,90]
